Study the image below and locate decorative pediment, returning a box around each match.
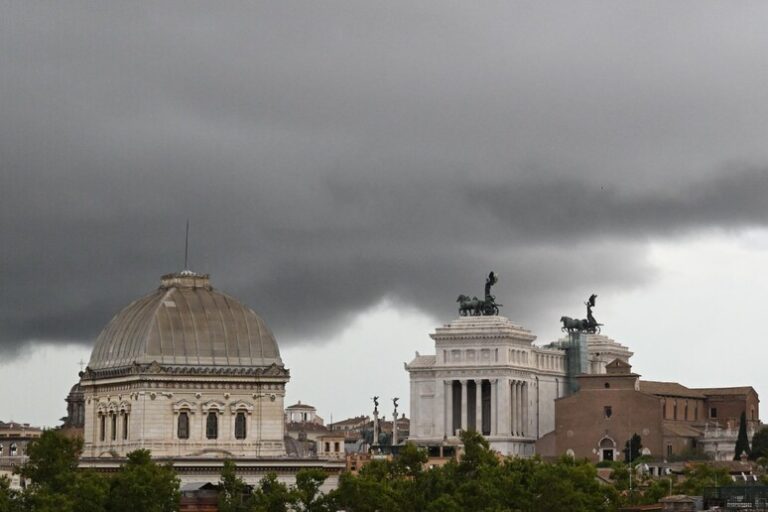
[107,401,119,414]
[229,400,255,415]
[172,399,198,414]
[262,363,289,377]
[201,400,226,414]
[118,400,131,413]
[96,402,108,414]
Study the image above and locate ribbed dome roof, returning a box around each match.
[88,271,282,370]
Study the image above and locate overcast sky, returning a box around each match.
[2,1,768,427]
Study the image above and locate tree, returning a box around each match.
[219,460,250,512]
[292,468,330,512]
[751,426,768,460]
[391,442,427,478]
[676,463,731,496]
[734,411,751,460]
[107,449,180,512]
[250,472,294,512]
[0,476,18,512]
[19,430,82,494]
[457,430,498,477]
[623,433,642,463]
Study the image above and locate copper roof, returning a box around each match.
[88,272,282,369]
[638,381,705,399]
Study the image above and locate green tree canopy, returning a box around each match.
[751,426,768,461]
[107,449,180,512]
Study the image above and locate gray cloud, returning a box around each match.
[3,2,768,355]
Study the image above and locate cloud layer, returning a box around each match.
[3,2,768,355]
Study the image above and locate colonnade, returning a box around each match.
[443,378,530,438]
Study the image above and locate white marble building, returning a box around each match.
[406,315,632,456]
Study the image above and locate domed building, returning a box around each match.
[79,271,290,459]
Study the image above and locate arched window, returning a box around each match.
[10,444,17,457]
[234,412,247,440]
[122,413,129,440]
[178,412,190,440]
[0,445,3,456]
[206,411,218,439]
[111,414,117,441]
[99,414,106,442]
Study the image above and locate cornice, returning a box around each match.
[81,362,290,382]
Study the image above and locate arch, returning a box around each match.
[598,436,616,462]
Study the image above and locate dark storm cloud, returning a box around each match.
[3,2,768,355]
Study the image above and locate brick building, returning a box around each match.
[540,359,759,462]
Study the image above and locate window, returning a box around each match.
[334,442,340,452]
[667,444,673,459]
[710,407,717,419]
[235,412,247,440]
[178,412,190,439]
[604,382,610,389]
[684,401,689,420]
[10,444,17,457]
[122,413,129,440]
[99,415,106,442]
[673,402,678,421]
[325,442,330,452]
[206,412,218,439]
[604,406,612,418]
[111,414,117,441]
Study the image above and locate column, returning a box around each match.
[490,379,497,436]
[511,380,517,435]
[516,381,522,436]
[522,382,528,437]
[460,380,468,432]
[445,380,453,437]
[475,379,483,432]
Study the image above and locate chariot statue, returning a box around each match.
[457,271,502,316]
[560,293,602,334]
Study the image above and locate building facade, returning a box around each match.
[76,270,343,490]
[0,421,42,489]
[545,359,760,462]
[405,315,632,456]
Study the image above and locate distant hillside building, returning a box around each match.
[283,401,344,460]
[540,359,759,461]
[0,421,42,488]
[406,315,632,456]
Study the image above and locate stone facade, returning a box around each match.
[405,316,632,456]
[80,362,288,458]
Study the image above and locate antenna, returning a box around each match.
[184,219,190,270]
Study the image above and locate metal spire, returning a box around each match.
[184,219,190,270]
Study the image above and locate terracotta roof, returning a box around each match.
[285,422,329,433]
[330,415,369,427]
[662,422,703,438]
[693,387,757,397]
[639,381,704,399]
[286,402,315,410]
